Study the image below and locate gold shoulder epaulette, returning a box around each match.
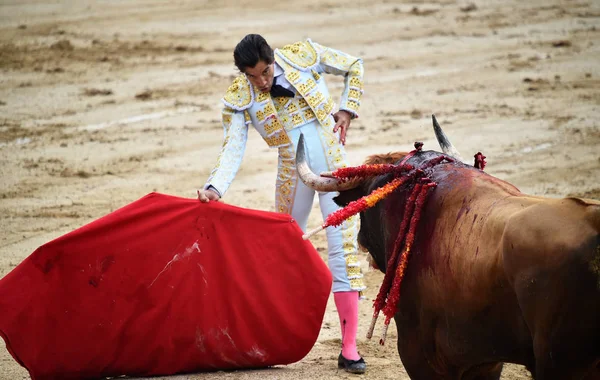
[276,39,320,71]
[222,75,254,111]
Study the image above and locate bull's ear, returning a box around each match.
[333,188,365,207]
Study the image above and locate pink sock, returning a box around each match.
[333,291,360,360]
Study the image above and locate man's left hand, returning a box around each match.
[333,110,353,145]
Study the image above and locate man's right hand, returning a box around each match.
[197,189,221,203]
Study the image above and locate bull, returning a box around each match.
[296,116,600,379]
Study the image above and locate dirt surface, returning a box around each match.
[1,0,599,379]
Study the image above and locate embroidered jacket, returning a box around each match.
[205,39,364,196]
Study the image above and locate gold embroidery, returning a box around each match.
[256,91,269,103]
[308,40,364,121]
[316,109,327,122]
[321,116,334,128]
[264,119,284,135]
[272,95,291,111]
[297,78,316,95]
[303,108,316,121]
[276,144,297,214]
[222,75,253,110]
[349,89,361,100]
[279,148,293,160]
[350,278,366,290]
[256,110,265,122]
[286,70,300,84]
[278,40,319,69]
[347,266,362,278]
[346,100,360,112]
[343,241,355,253]
[264,103,275,116]
[280,181,292,195]
[312,70,321,81]
[265,131,292,147]
[292,114,303,126]
[324,98,334,114]
[350,77,363,89]
[316,109,347,170]
[346,254,359,266]
[307,92,324,108]
[266,58,339,134]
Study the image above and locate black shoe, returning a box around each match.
[338,352,366,374]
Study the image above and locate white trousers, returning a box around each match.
[277,122,361,293]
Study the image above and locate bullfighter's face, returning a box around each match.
[244,60,274,93]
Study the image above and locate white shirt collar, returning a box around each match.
[273,61,284,78]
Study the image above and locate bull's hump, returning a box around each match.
[405,149,440,162]
[402,150,459,168]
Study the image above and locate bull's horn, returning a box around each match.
[295,134,361,192]
[432,114,466,163]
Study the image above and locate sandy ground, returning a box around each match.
[1,0,599,379]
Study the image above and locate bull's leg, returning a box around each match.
[502,205,600,380]
[396,340,448,379]
[462,363,503,380]
[398,339,504,380]
[533,339,599,380]
[515,285,599,380]
[510,257,600,379]
[528,264,600,380]
[396,315,505,380]
[395,319,455,379]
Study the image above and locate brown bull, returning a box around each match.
[296,117,600,379]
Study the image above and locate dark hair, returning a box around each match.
[233,34,274,72]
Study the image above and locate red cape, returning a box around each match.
[0,193,331,380]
